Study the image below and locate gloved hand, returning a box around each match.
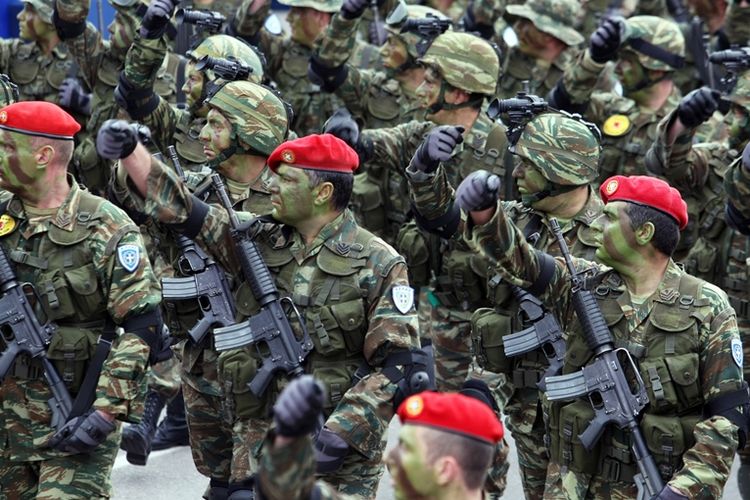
[460,378,499,412]
[273,375,326,438]
[323,108,360,150]
[58,78,91,115]
[369,20,387,45]
[455,169,501,212]
[47,410,116,454]
[677,87,720,128]
[140,0,178,39]
[341,0,369,20]
[411,126,465,174]
[96,119,149,160]
[655,485,689,500]
[589,17,624,63]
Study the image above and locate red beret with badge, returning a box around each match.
[0,101,81,140]
[600,175,688,230]
[267,134,359,174]
[397,391,504,444]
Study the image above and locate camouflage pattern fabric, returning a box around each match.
[278,0,344,12]
[462,198,744,500]
[420,32,499,96]
[726,155,750,224]
[505,0,585,46]
[0,39,75,105]
[497,45,579,100]
[0,74,19,106]
[147,355,181,401]
[573,0,637,39]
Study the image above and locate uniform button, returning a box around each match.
[348,318,355,325]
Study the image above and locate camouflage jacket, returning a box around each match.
[464,202,743,498]
[561,50,682,184]
[132,156,419,450]
[0,39,74,104]
[726,155,750,230]
[497,45,579,99]
[0,180,161,462]
[314,13,420,130]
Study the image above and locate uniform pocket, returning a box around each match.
[330,299,366,354]
[217,349,268,421]
[46,326,96,391]
[557,400,600,475]
[471,307,512,373]
[64,263,104,317]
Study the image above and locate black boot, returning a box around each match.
[120,390,165,465]
[152,389,189,451]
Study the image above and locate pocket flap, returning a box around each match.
[329,299,365,332]
[46,326,92,361]
[665,353,699,387]
[64,264,99,296]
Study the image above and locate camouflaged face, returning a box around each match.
[187,34,265,83]
[207,81,289,156]
[623,15,685,71]
[385,4,448,59]
[515,112,601,185]
[24,0,54,23]
[504,0,584,47]
[277,0,343,13]
[420,32,499,95]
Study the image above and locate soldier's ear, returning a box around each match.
[34,144,55,169]
[634,221,655,247]
[313,180,334,207]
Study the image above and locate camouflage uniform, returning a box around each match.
[460,187,745,499]
[0,74,19,107]
[550,16,684,184]
[0,173,162,498]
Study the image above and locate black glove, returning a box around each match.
[589,17,624,64]
[460,379,498,412]
[455,169,501,212]
[655,485,689,500]
[96,119,148,160]
[341,0,369,20]
[58,77,91,115]
[140,0,178,39]
[47,410,116,454]
[412,126,465,174]
[273,375,326,438]
[677,87,720,129]
[323,108,360,150]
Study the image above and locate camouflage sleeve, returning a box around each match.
[234,0,272,40]
[123,32,168,90]
[54,0,105,87]
[668,284,743,498]
[233,0,286,78]
[315,13,361,68]
[325,242,419,458]
[0,39,19,74]
[407,163,456,221]
[725,156,750,221]
[332,67,377,121]
[361,120,432,174]
[468,0,506,28]
[561,50,607,110]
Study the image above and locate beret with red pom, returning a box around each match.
[397,391,504,445]
[267,134,359,174]
[0,101,80,140]
[600,175,688,230]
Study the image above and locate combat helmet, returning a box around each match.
[276,0,343,13]
[622,16,685,72]
[420,31,500,96]
[204,81,290,165]
[186,34,265,84]
[385,2,450,60]
[504,0,584,46]
[0,75,19,107]
[23,0,54,24]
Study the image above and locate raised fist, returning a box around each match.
[411,126,465,174]
[341,0,369,20]
[58,78,91,115]
[323,108,360,150]
[140,0,179,39]
[455,169,501,212]
[589,17,625,64]
[96,119,148,160]
[273,375,325,438]
[677,87,720,129]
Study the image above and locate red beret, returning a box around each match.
[267,134,359,174]
[397,392,504,445]
[0,101,80,140]
[600,175,688,230]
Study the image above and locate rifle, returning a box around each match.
[399,14,452,57]
[159,146,238,345]
[175,8,226,34]
[502,285,565,390]
[709,46,750,94]
[209,174,313,398]
[0,246,73,431]
[543,218,663,500]
[195,55,254,81]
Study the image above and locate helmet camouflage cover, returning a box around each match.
[187,34,265,84]
[419,31,500,96]
[276,0,343,13]
[514,112,601,185]
[23,0,54,24]
[504,0,584,46]
[385,3,450,60]
[0,75,19,107]
[622,15,685,72]
[205,81,289,156]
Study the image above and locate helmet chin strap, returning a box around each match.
[521,181,579,207]
[427,81,483,114]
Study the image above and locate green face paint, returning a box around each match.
[385,426,439,500]
[0,131,43,197]
[512,157,548,196]
[269,165,317,226]
[379,34,409,71]
[182,63,205,110]
[199,109,233,162]
[614,52,649,94]
[591,202,646,270]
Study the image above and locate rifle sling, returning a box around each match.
[68,319,117,419]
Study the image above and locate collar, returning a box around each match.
[571,188,605,226]
[288,210,354,262]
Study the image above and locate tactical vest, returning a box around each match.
[599,105,660,183]
[10,41,73,102]
[548,272,708,483]
[0,191,137,393]
[174,113,208,172]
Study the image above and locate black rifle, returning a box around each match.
[399,14,452,57]
[544,218,663,500]
[195,55,254,81]
[175,8,226,34]
[159,147,238,345]
[486,88,548,146]
[709,46,750,94]
[209,174,313,397]
[665,0,690,23]
[502,285,565,390]
[0,246,73,431]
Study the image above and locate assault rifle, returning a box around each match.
[544,219,663,500]
[175,8,226,34]
[210,174,313,397]
[160,146,237,345]
[502,285,565,390]
[486,88,548,145]
[709,46,750,94]
[400,14,452,57]
[195,55,254,81]
[0,246,73,431]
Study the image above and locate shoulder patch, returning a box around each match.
[732,338,744,369]
[602,114,632,137]
[0,214,16,236]
[117,244,141,273]
[392,285,414,314]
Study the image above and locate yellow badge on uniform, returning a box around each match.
[602,114,632,137]
[0,214,16,236]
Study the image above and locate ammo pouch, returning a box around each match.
[432,249,487,310]
[395,222,431,288]
[217,348,269,422]
[309,357,358,412]
[350,172,386,235]
[638,353,701,415]
[45,326,99,392]
[470,307,512,373]
[681,237,719,279]
[549,399,600,475]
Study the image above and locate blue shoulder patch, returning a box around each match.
[117,244,141,273]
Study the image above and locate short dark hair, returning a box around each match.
[624,202,680,256]
[306,169,353,211]
[421,427,494,490]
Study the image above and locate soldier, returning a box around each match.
[256,376,504,499]
[0,101,165,498]
[0,0,77,104]
[406,111,604,499]
[547,15,685,183]
[0,74,20,107]
[455,171,749,499]
[726,141,750,236]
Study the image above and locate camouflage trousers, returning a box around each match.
[0,427,121,499]
[147,354,182,401]
[506,397,549,500]
[738,319,750,462]
[320,435,387,499]
[543,464,638,500]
